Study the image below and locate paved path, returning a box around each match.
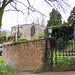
[0,71,75,75]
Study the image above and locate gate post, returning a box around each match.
[44,38,48,69]
[44,38,51,71]
[74,24,75,51]
[50,37,54,71]
[44,25,54,71]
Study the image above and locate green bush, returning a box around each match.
[0,36,6,43]
[56,38,66,50]
[8,36,15,41]
[56,57,75,67]
[44,25,73,37]
[0,64,18,73]
[0,56,19,73]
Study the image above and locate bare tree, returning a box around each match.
[35,15,46,26]
[0,0,70,27]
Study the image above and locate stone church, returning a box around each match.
[11,22,46,40]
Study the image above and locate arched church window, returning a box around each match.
[31,26,35,37]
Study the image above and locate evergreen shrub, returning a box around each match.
[44,25,73,37]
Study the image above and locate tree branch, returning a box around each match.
[45,0,52,7]
[45,0,71,12]
[10,3,25,14]
[14,0,46,16]
[2,0,13,9]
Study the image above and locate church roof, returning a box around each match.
[11,23,46,28]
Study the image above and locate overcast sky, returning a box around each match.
[1,0,75,31]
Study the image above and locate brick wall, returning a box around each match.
[2,40,46,70]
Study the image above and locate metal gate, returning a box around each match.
[45,33,75,71]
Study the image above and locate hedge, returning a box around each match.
[0,36,6,43]
[8,36,15,41]
[44,25,73,37]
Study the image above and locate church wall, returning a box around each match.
[11,23,46,40]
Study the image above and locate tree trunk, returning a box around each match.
[0,8,4,28]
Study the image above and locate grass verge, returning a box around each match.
[0,56,19,73]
